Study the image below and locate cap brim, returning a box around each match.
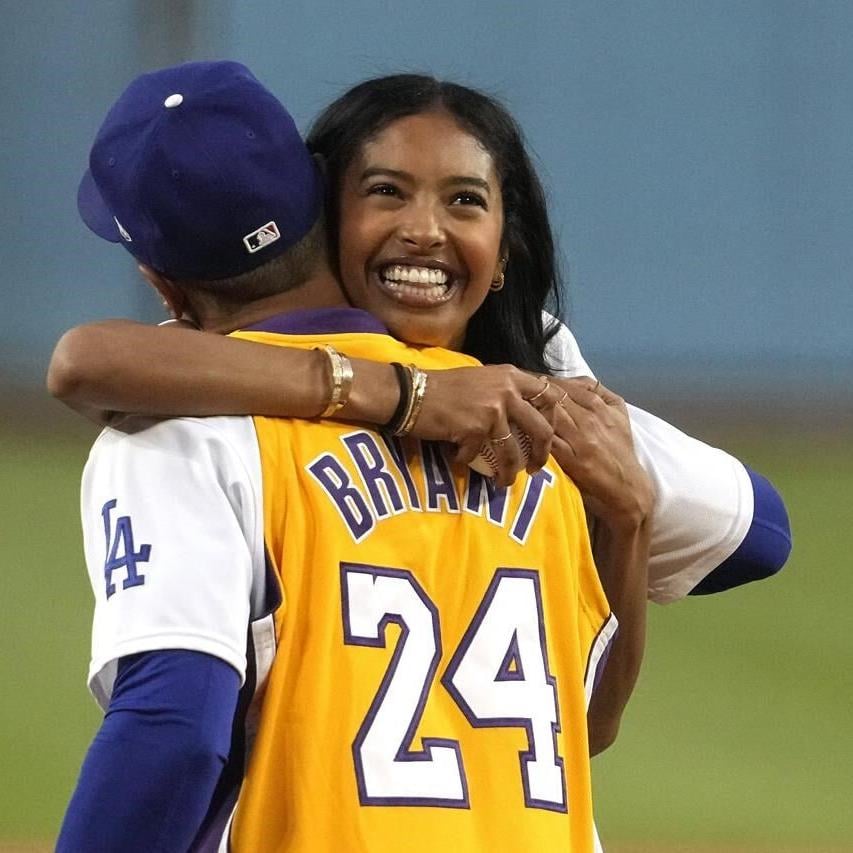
[77,169,121,242]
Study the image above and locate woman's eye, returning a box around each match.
[451,191,487,209]
[366,183,399,197]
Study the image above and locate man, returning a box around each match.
[57,61,620,852]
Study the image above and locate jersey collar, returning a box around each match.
[242,307,388,336]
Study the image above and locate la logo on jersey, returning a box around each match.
[101,499,151,598]
[243,221,280,253]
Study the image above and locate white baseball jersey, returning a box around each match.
[81,415,273,708]
[544,314,754,603]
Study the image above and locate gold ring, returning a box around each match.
[590,379,601,394]
[525,376,551,406]
[557,389,569,407]
[490,431,513,446]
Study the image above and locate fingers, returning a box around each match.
[454,438,482,468]
[552,401,580,441]
[486,421,524,487]
[549,435,578,478]
[554,376,625,411]
[518,373,568,414]
[455,432,529,488]
[422,366,580,484]
[553,377,605,411]
[591,381,625,411]
[507,395,555,473]
[519,373,552,405]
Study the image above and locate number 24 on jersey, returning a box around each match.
[341,564,567,812]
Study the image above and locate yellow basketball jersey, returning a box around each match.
[227,328,614,853]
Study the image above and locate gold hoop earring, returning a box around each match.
[490,257,507,292]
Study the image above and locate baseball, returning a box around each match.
[468,424,532,477]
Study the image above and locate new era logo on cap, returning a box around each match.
[243,221,281,254]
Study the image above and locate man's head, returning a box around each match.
[79,61,332,321]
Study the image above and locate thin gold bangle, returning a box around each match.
[396,365,428,436]
[316,345,354,418]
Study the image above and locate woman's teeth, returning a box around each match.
[379,264,453,303]
[383,265,449,286]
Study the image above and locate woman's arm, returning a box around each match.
[47,320,565,485]
[546,378,653,754]
[48,320,372,423]
[586,514,650,755]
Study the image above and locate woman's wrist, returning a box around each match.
[337,358,400,426]
[592,465,655,532]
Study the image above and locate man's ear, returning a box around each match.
[311,151,327,179]
[138,265,188,320]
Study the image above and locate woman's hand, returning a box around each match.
[549,378,654,530]
[408,365,564,487]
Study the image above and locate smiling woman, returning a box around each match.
[337,110,506,350]
[308,74,563,375]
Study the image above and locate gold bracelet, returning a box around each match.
[316,345,354,418]
[395,364,428,436]
[407,366,428,432]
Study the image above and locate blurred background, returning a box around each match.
[1,1,850,850]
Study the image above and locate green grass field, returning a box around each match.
[1,421,850,850]
[592,431,853,852]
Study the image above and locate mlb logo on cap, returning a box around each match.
[78,61,322,281]
[244,221,281,254]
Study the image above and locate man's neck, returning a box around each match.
[198,269,348,334]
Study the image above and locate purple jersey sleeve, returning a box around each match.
[689,467,791,595]
[57,650,240,853]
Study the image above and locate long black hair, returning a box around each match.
[307,74,564,374]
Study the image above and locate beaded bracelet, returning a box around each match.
[316,345,354,418]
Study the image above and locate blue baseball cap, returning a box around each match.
[78,61,322,280]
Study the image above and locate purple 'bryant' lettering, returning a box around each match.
[510,469,555,545]
[306,453,374,542]
[343,432,406,519]
[421,441,460,513]
[465,470,509,526]
[381,434,422,510]
[306,430,555,544]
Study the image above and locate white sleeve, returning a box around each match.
[543,312,754,603]
[80,416,267,709]
[626,405,753,603]
[543,310,594,379]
